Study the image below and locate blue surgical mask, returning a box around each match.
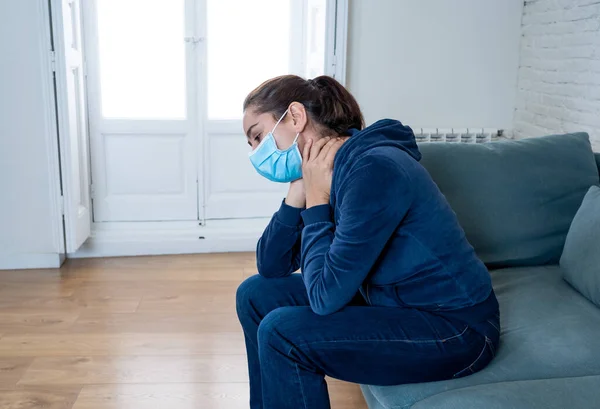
[248,110,302,183]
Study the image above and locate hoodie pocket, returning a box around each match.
[392,268,455,310]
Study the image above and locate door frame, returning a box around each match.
[21,0,68,267]
[51,0,94,252]
[325,0,348,83]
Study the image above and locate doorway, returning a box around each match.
[83,0,332,224]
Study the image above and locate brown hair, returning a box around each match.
[243,75,364,136]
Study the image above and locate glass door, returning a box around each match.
[84,0,201,222]
[201,0,329,220]
[83,0,334,223]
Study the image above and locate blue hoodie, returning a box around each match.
[257,119,498,324]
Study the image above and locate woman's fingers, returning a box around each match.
[324,139,344,165]
[309,136,331,161]
[303,138,313,162]
[317,137,340,163]
[305,136,344,167]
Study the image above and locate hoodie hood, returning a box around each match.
[334,119,421,173]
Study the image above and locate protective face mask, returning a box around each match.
[248,110,302,183]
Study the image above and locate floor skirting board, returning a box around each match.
[0,253,65,270]
[70,219,269,258]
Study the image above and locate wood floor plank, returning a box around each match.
[136,288,237,313]
[328,382,370,409]
[70,267,245,283]
[71,382,365,409]
[243,268,258,277]
[70,311,241,333]
[0,295,141,314]
[0,358,33,387]
[0,333,245,356]
[0,269,79,283]
[19,355,248,385]
[0,387,80,409]
[0,281,79,298]
[0,311,80,334]
[73,279,240,298]
[136,295,236,313]
[72,383,248,409]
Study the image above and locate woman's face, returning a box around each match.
[243,103,315,153]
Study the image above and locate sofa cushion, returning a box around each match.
[410,376,600,409]
[561,186,600,307]
[419,133,599,267]
[362,265,600,409]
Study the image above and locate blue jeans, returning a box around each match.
[236,274,499,409]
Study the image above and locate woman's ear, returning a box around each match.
[288,102,308,133]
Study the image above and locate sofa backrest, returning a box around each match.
[419,133,600,268]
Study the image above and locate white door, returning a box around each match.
[202,0,329,220]
[83,0,343,223]
[54,0,92,252]
[84,0,200,222]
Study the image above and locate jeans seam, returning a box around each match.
[294,362,309,409]
[486,337,496,357]
[288,345,309,409]
[486,319,500,333]
[453,337,488,378]
[364,283,372,305]
[295,325,469,348]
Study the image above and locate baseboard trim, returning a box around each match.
[70,219,269,258]
[71,237,259,258]
[0,253,65,270]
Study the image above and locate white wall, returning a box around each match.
[346,0,524,129]
[0,1,64,269]
[514,0,600,151]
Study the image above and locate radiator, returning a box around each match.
[414,128,504,143]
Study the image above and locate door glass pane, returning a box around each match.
[207,0,292,120]
[96,0,186,119]
[305,0,327,79]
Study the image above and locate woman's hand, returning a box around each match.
[285,179,306,209]
[303,137,345,208]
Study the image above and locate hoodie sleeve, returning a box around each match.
[300,155,413,315]
[256,200,304,278]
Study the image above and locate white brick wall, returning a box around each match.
[514,0,600,151]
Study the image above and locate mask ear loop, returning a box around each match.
[271,109,289,133]
[292,132,302,165]
[271,109,297,151]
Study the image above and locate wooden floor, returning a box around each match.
[0,253,368,409]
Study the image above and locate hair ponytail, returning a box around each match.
[243,75,364,135]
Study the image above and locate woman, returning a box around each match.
[236,75,500,409]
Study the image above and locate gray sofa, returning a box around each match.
[360,133,600,409]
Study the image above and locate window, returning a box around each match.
[207,0,293,120]
[96,0,187,119]
[94,0,329,121]
[207,0,328,120]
